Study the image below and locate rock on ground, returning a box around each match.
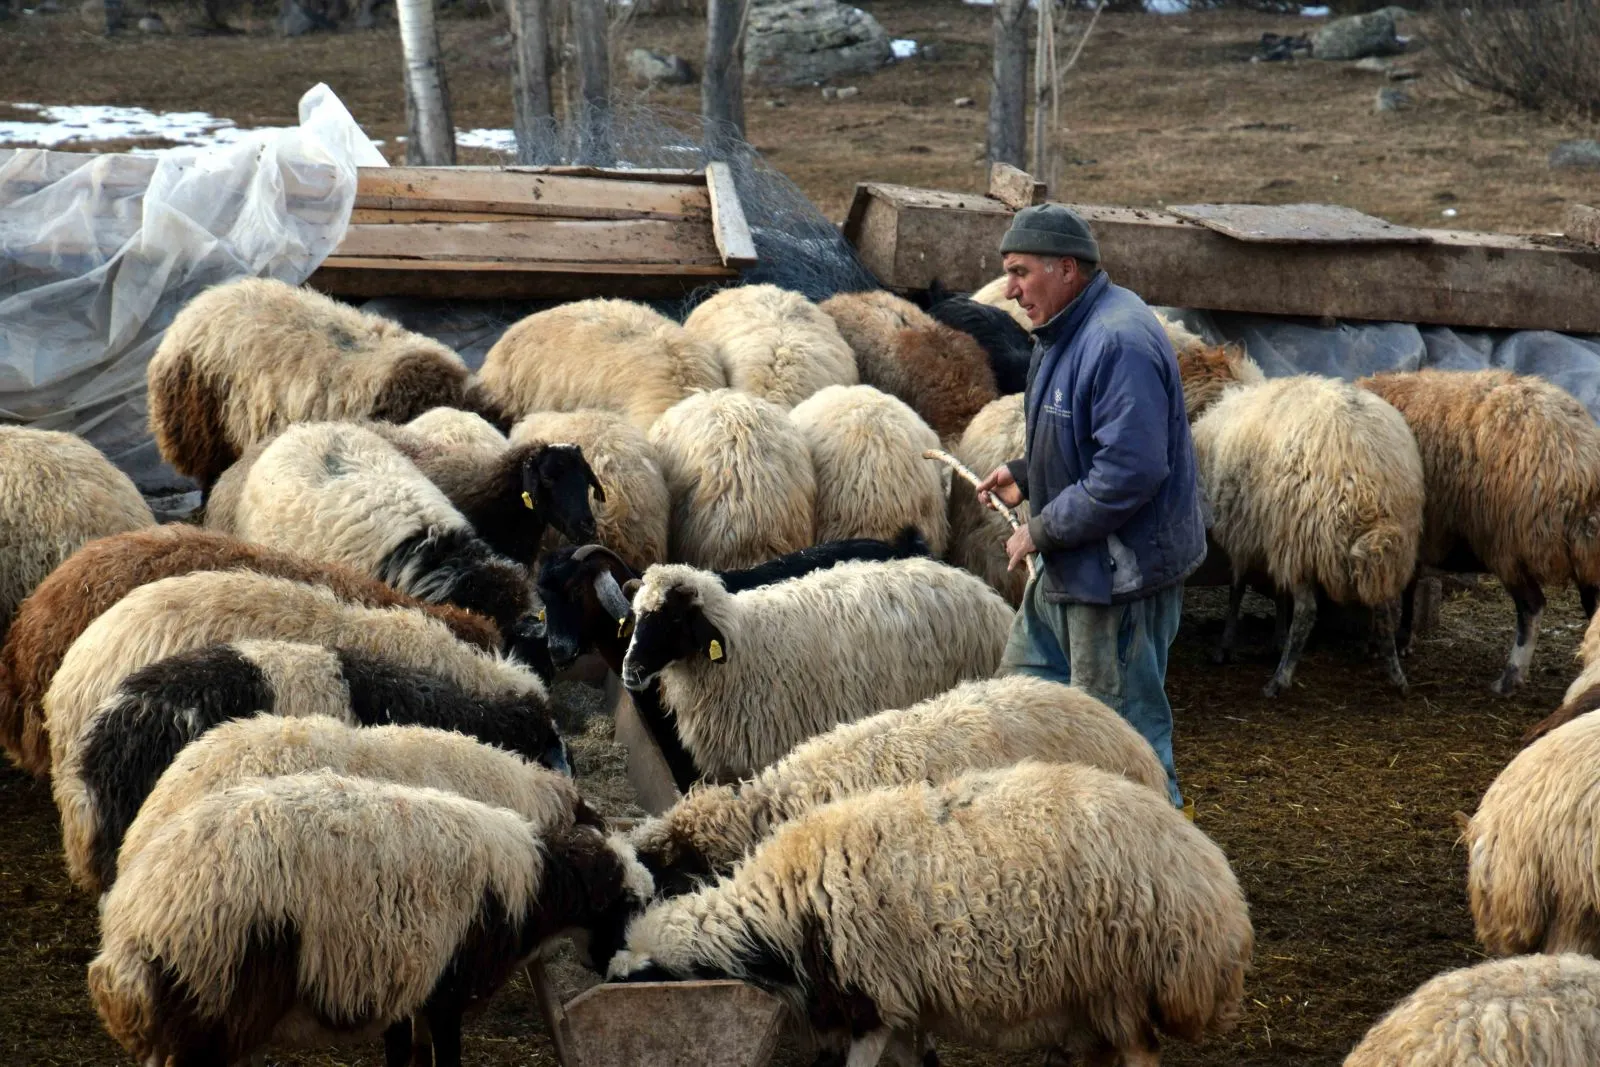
[1313,10,1403,61]
[1550,140,1600,170]
[626,48,694,86]
[745,0,893,87]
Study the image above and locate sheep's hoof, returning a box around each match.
[1490,671,1523,697]
[1262,677,1286,698]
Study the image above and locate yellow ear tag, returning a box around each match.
[521,491,535,510]
[536,609,546,623]
[617,616,630,638]
[708,639,724,661]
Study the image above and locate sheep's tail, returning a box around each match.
[1348,522,1414,606]
[87,943,161,1064]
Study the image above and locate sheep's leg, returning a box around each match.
[1264,584,1317,698]
[426,1003,463,1067]
[845,1028,893,1067]
[883,1029,933,1067]
[382,1020,412,1067]
[1492,579,1546,696]
[1211,576,1248,665]
[1272,589,1293,652]
[1373,600,1409,693]
[1396,577,1417,655]
[1582,583,1599,619]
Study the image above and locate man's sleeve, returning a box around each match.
[1005,458,1029,496]
[1028,344,1171,553]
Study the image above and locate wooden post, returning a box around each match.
[572,0,612,166]
[988,0,1028,169]
[396,0,456,165]
[508,0,556,165]
[702,0,747,157]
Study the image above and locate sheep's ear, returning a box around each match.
[622,578,642,599]
[584,461,606,502]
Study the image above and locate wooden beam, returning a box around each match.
[1567,204,1600,247]
[843,182,1600,334]
[987,162,1046,210]
[307,261,734,301]
[334,217,722,264]
[354,167,711,221]
[704,160,758,267]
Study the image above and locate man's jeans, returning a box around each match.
[998,577,1185,807]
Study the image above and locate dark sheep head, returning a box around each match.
[620,575,729,693]
[535,544,641,674]
[520,443,604,546]
[537,826,657,975]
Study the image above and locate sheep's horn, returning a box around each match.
[572,543,629,569]
[923,448,1039,580]
[593,569,634,627]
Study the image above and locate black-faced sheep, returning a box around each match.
[820,290,1000,441]
[43,569,558,892]
[607,760,1253,1067]
[147,277,471,488]
[90,771,653,1067]
[788,385,951,556]
[76,638,571,892]
[1359,369,1600,695]
[620,557,1014,781]
[0,524,499,780]
[648,388,816,571]
[628,675,1168,895]
[468,298,726,432]
[511,409,669,573]
[228,421,537,633]
[943,393,1030,606]
[683,283,859,408]
[0,426,154,638]
[1342,954,1600,1067]
[1192,373,1424,697]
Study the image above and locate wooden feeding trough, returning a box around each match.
[546,980,785,1067]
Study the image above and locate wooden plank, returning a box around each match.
[350,208,562,224]
[704,161,758,268]
[528,960,574,1067]
[987,161,1046,210]
[354,166,711,221]
[843,183,1600,334]
[1567,204,1600,247]
[560,981,783,1067]
[332,217,723,264]
[612,688,683,816]
[1167,202,1433,244]
[306,261,735,301]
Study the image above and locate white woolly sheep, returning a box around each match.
[147,277,471,488]
[512,409,670,573]
[819,290,999,441]
[90,771,653,1067]
[1360,368,1600,695]
[608,760,1253,1067]
[1343,954,1600,1067]
[403,406,512,452]
[468,298,726,432]
[1192,373,1424,697]
[788,385,950,556]
[76,637,571,892]
[44,568,557,892]
[620,556,1014,781]
[969,273,1033,331]
[1463,710,1600,957]
[0,427,154,637]
[647,388,816,571]
[683,283,858,408]
[628,674,1167,894]
[229,421,537,632]
[944,393,1030,606]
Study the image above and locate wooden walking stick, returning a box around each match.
[924,449,1040,581]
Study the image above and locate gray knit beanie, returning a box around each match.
[999,203,1101,263]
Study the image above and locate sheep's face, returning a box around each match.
[535,545,639,672]
[544,828,657,974]
[620,585,728,691]
[522,443,603,545]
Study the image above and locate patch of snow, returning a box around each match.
[891,39,918,59]
[1301,4,1330,14]
[455,128,517,152]
[0,102,270,149]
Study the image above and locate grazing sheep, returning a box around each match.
[512,410,670,573]
[1174,339,1266,424]
[789,385,950,556]
[1343,954,1600,1067]
[0,427,154,639]
[620,557,1014,780]
[468,298,726,432]
[629,675,1168,895]
[925,294,1032,395]
[944,393,1031,606]
[1359,369,1600,695]
[90,771,654,1067]
[44,569,556,892]
[608,760,1252,1067]
[648,389,816,571]
[77,639,571,892]
[116,713,591,887]
[684,284,858,408]
[1193,375,1424,696]
[820,290,999,440]
[147,277,471,488]
[231,421,536,633]
[0,524,498,779]
[1463,711,1600,957]
[403,406,512,452]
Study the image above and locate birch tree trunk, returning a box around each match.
[572,0,612,165]
[508,0,556,164]
[702,0,747,157]
[987,0,1028,169]
[397,0,456,165]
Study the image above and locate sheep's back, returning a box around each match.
[685,285,858,408]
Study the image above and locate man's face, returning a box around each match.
[1002,253,1082,327]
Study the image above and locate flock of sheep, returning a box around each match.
[1,267,1599,1066]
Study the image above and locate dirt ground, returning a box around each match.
[0,577,1584,1066]
[2,1,1597,233]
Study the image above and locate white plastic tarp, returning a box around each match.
[0,83,385,490]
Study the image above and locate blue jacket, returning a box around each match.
[1006,271,1206,605]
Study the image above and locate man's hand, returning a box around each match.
[975,464,1024,510]
[1004,522,1036,573]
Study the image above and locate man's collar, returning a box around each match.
[1033,270,1108,346]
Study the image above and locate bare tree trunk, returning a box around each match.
[509,0,556,164]
[571,0,612,165]
[397,0,456,165]
[988,0,1028,169]
[702,0,747,157]
[1030,0,1058,185]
